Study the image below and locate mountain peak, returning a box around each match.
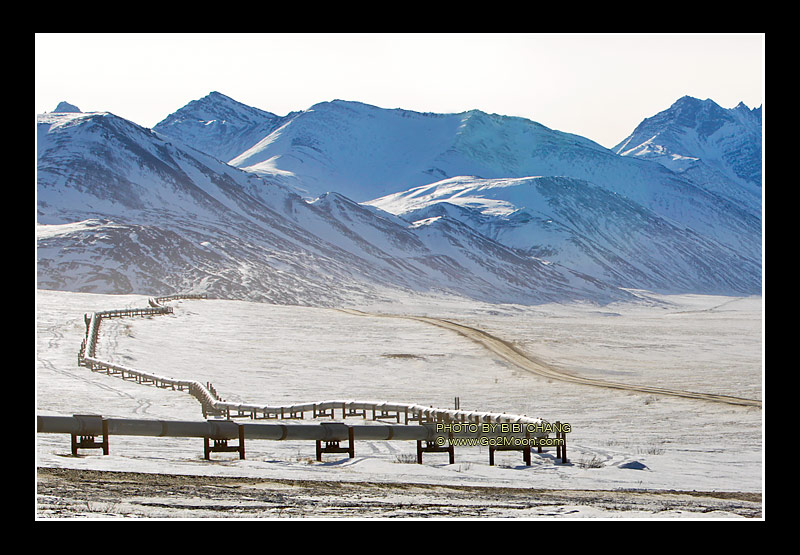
[157,91,278,126]
[197,91,254,109]
[308,99,382,113]
[53,101,81,113]
[673,95,714,105]
[668,96,727,125]
[153,91,285,163]
[613,95,763,200]
[733,100,762,121]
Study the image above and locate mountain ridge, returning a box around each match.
[613,96,762,213]
[37,108,630,306]
[153,91,294,165]
[368,175,760,295]
[36,93,763,303]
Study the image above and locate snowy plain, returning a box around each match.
[35,288,763,518]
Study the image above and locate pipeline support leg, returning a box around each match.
[315,427,355,462]
[416,437,454,465]
[203,425,245,461]
[70,419,109,456]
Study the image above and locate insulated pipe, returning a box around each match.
[37,415,239,440]
[107,418,240,439]
[37,416,548,443]
[38,414,104,435]
[36,417,431,442]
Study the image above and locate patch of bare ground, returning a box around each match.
[36,467,762,518]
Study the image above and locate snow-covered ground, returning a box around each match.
[35,288,763,518]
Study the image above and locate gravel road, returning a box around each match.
[337,309,762,407]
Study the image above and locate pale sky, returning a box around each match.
[34,33,765,149]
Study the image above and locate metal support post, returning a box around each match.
[315,426,355,461]
[558,423,568,463]
[70,416,108,456]
[416,433,454,464]
[203,424,245,460]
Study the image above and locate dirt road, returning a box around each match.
[337,309,762,408]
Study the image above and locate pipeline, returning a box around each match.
[37,413,565,464]
[75,294,551,429]
[37,414,555,445]
[37,414,437,442]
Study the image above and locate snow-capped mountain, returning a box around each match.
[158,96,761,257]
[36,92,762,302]
[152,91,291,165]
[36,106,629,306]
[367,175,760,295]
[221,99,631,203]
[613,96,762,214]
